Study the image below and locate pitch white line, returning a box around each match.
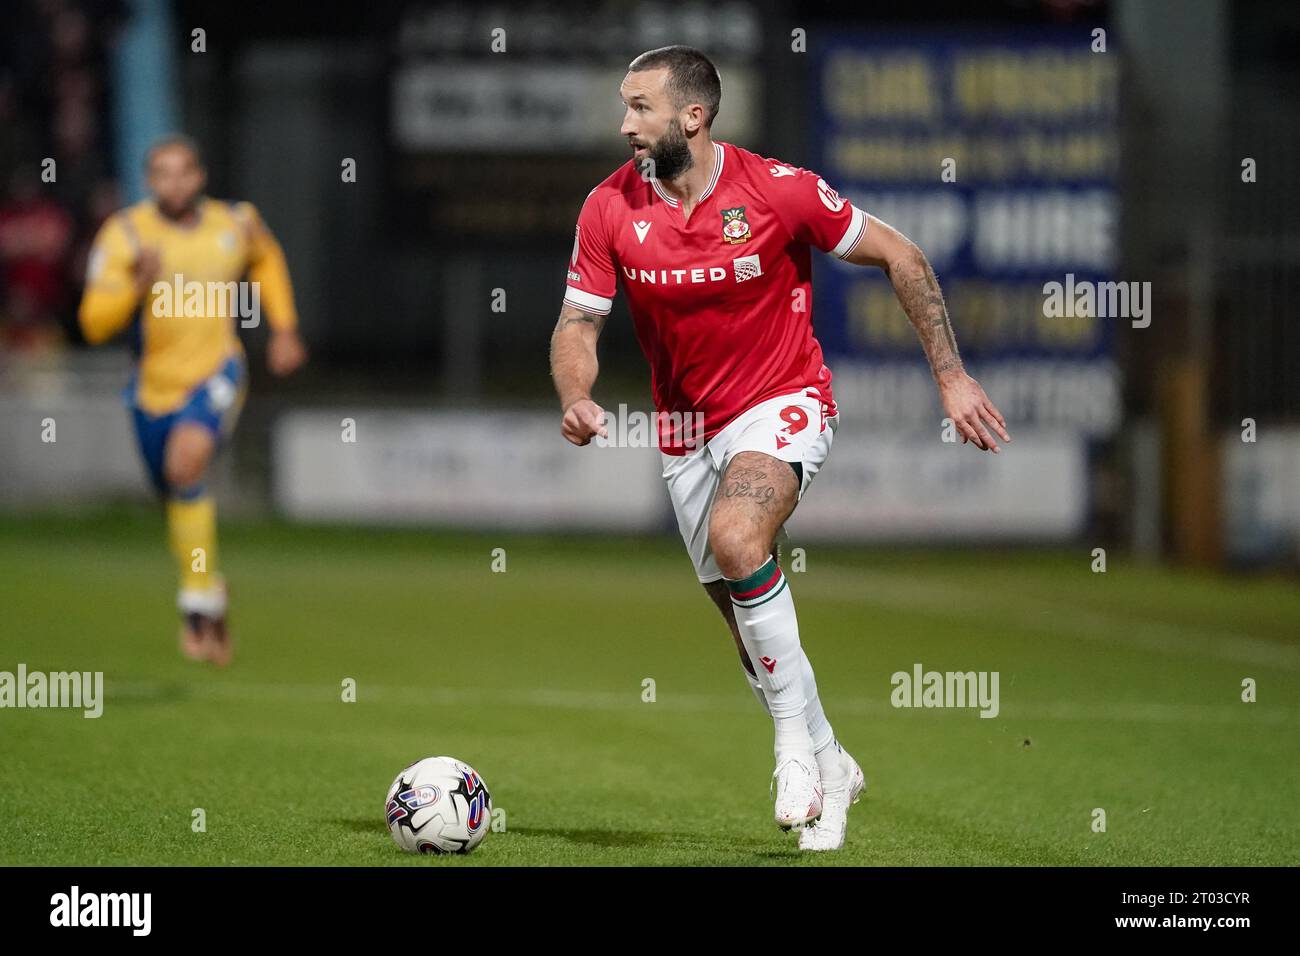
[106,680,1299,726]
[797,566,1300,672]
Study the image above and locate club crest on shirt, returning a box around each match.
[720,206,751,244]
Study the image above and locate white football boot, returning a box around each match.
[798,744,865,851]
[772,755,823,830]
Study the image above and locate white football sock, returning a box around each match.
[726,557,813,759]
[800,650,846,789]
[800,651,832,743]
[742,666,771,714]
[742,651,837,766]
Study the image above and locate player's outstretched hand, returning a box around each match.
[268,328,308,377]
[938,370,1010,453]
[561,398,608,446]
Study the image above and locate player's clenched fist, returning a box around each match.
[561,398,608,446]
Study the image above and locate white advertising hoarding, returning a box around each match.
[272,409,668,530]
[393,63,756,151]
[1222,427,1300,561]
[273,410,1086,542]
[791,425,1087,541]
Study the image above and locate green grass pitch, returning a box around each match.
[1,507,1297,866]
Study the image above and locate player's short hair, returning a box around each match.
[627,45,721,128]
[144,133,204,170]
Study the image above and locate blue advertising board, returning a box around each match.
[812,32,1122,436]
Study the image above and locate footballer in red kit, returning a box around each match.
[564,137,860,450]
[550,45,1010,851]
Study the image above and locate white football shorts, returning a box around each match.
[660,387,839,583]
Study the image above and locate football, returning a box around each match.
[385,756,492,855]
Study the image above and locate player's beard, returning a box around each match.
[640,118,693,182]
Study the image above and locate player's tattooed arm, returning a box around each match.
[844,214,1012,453]
[554,305,606,335]
[843,215,961,380]
[551,304,609,446]
[893,256,962,381]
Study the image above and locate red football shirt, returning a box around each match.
[563,141,866,454]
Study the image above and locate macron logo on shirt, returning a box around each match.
[632,220,652,244]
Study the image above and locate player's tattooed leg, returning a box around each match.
[708,451,798,581]
[702,540,781,670]
[711,453,819,827]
